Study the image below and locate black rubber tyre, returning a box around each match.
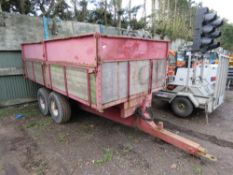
[48,92,71,124]
[37,88,50,116]
[171,97,193,118]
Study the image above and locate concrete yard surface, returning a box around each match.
[0,91,233,175]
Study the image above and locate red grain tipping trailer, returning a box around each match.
[21,33,215,161]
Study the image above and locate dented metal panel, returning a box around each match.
[66,67,88,101]
[98,36,169,61]
[45,36,97,67]
[44,65,51,88]
[26,61,34,80]
[130,60,150,95]
[101,62,128,104]
[51,65,65,92]
[90,74,96,104]
[22,43,44,60]
[34,62,44,85]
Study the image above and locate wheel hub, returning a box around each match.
[178,103,186,111]
[51,100,58,117]
[39,96,46,110]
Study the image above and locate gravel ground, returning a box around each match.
[0,90,233,175]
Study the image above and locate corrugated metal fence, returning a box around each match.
[0,51,39,106]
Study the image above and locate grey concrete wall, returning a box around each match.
[0,12,186,51]
[0,13,44,50]
[0,13,120,51]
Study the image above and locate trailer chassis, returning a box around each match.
[80,93,216,161]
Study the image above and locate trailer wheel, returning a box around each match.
[48,92,71,124]
[171,97,193,118]
[37,88,50,116]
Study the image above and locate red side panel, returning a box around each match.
[98,36,169,61]
[22,43,44,60]
[45,36,97,67]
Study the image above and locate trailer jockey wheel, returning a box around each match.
[171,97,193,118]
[48,92,71,124]
[135,107,155,121]
[37,88,50,116]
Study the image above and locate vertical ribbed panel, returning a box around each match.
[152,59,167,89]
[0,51,22,68]
[0,75,39,101]
[34,62,44,85]
[0,51,39,103]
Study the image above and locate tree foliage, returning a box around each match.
[221,22,233,51]
[0,0,33,14]
[0,0,232,51]
[150,0,196,40]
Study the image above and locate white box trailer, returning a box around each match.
[154,54,229,119]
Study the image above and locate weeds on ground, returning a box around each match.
[57,133,69,144]
[78,123,94,134]
[0,103,39,120]
[25,118,52,129]
[192,165,202,175]
[32,159,48,175]
[0,164,3,174]
[0,107,12,119]
[120,143,133,155]
[95,148,113,165]
[19,106,39,117]
[114,143,134,160]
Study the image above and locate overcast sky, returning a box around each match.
[121,0,233,23]
[194,0,233,23]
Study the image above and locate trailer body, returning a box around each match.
[22,33,168,117]
[21,33,216,161]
